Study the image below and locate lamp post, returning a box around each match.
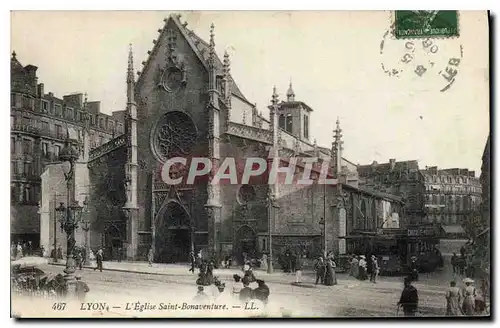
[267,192,275,274]
[55,139,81,296]
[80,197,91,265]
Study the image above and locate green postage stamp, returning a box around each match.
[394,10,459,39]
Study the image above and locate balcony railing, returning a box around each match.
[11,172,41,181]
[11,123,68,140]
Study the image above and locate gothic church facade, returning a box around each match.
[41,15,405,263]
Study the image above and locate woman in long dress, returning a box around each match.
[358,256,367,281]
[445,281,462,316]
[324,259,335,286]
[351,256,359,279]
[89,250,96,268]
[462,287,476,315]
[260,254,268,271]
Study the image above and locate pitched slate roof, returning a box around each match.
[137,14,250,104]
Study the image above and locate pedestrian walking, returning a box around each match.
[260,253,268,272]
[239,277,253,302]
[370,255,379,283]
[351,255,359,279]
[148,248,154,267]
[253,279,270,304]
[331,258,338,285]
[75,275,90,302]
[314,256,326,285]
[232,274,243,299]
[458,254,466,276]
[206,261,215,285]
[445,281,462,316]
[94,248,103,272]
[10,242,16,260]
[16,243,23,260]
[358,256,367,281]
[57,246,63,260]
[324,258,336,286]
[295,254,304,284]
[89,249,96,268]
[451,253,458,275]
[398,277,419,317]
[189,251,196,273]
[75,250,83,270]
[409,256,419,281]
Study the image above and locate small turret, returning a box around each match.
[286,81,295,102]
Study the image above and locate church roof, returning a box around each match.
[137,15,250,103]
[11,51,24,71]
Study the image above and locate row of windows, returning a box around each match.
[11,94,124,133]
[372,172,422,183]
[426,185,481,194]
[11,161,36,177]
[11,183,38,205]
[11,137,64,158]
[425,174,477,185]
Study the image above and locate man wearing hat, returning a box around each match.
[313,256,326,285]
[398,277,419,316]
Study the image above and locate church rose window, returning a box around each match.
[152,111,197,162]
[237,184,256,205]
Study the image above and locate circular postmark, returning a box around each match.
[380,27,464,92]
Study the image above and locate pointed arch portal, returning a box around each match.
[155,201,192,263]
[234,225,257,264]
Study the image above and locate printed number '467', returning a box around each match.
[52,302,67,311]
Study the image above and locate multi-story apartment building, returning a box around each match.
[357,159,426,228]
[480,136,490,230]
[10,51,125,246]
[420,166,482,238]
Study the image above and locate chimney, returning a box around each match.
[48,92,54,97]
[37,83,44,98]
[389,159,396,170]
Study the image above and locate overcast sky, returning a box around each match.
[11,11,489,173]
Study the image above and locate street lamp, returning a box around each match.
[80,197,91,265]
[267,192,275,274]
[57,139,81,296]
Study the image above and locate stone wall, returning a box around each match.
[135,18,211,253]
[88,146,127,256]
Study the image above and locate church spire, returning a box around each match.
[208,23,216,68]
[127,44,134,85]
[331,117,343,178]
[286,80,295,102]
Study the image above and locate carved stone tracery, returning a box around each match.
[151,111,197,162]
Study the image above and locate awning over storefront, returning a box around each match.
[11,205,40,235]
[441,225,465,235]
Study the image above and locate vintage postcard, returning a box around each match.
[10,10,490,318]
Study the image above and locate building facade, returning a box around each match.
[39,15,405,264]
[480,136,490,229]
[420,166,482,238]
[10,51,125,247]
[357,159,426,228]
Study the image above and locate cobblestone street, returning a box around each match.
[12,261,456,318]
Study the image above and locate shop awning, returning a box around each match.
[441,225,465,235]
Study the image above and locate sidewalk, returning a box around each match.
[48,260,298,278]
